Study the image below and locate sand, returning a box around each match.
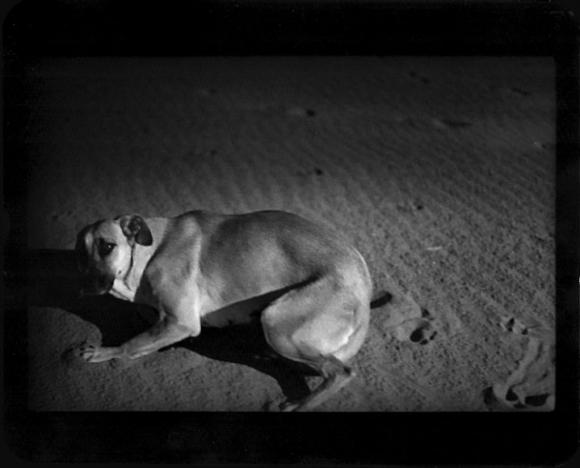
[19,57,555,411]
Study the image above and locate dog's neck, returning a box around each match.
[109,217,171,302]
[110,245,153,301]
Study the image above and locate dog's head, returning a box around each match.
[75,215,153,295]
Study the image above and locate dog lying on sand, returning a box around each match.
[75,210,381,411]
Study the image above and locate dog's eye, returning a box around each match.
[98,241,116,257]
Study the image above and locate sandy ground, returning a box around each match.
[18,57,555,411]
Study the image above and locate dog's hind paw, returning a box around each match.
[263,397,299,412]
[279,400,300,412]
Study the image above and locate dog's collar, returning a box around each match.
[121,242,137,291]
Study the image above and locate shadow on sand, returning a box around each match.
[14,249,313,406]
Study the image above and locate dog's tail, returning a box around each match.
[370,291,392,309]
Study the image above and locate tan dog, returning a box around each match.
[75,210,373,411]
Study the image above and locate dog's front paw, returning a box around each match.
[279,400,300,412]
[76,343,119,363]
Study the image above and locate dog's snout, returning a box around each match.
[97,274,114,289]
[75,227,91,271]
[79,270,114,296]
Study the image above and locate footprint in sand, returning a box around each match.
[295,167,326,178]
[196,87,218,97]
[431,118,473,130]
[50,210,74,222]
[409,316,438,345]
[394,308,438,345]
[483,316,554,411]
[408,70,431,84]
[286,106,317,118]
[508,86,532,97]
[499,315,529,335]
[379,294,457,346]
[533,141,555,151]
[396,199,424,213]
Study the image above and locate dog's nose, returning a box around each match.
[78,275,93,297]
[79,272,115,296]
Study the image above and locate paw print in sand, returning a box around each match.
[484,317,554,411]
[483,383,554,412]
[398,309,438,345]
[379,294,445,345]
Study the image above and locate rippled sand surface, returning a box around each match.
[22,57,554,411]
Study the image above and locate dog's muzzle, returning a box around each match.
[79,270,115,296]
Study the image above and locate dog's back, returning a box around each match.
[168,210,371,311]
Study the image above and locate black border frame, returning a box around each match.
[2,0,579,464]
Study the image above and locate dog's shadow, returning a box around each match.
[15,249,312,405]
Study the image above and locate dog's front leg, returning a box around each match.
[79,317,198,363]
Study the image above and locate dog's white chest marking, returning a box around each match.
[110,279,136,302]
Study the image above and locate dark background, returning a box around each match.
[2,0,579,464]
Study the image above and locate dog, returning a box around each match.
[75,210,376,411]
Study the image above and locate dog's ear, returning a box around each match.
[120,215,153,246]
[75,226,90,271]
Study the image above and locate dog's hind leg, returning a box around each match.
[260,276,370,411]
[279,354,355,412]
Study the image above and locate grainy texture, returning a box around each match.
[23,57,555,411]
